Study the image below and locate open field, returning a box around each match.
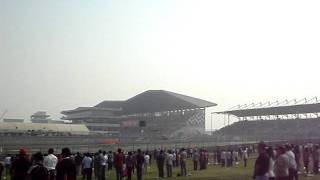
[77,156,320,180]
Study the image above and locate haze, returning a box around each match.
[1,0,320,129]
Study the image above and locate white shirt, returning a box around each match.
[286,150,297,170]
[243,150,248,160]
[44,154,58,170]
[4,156,11,165]
[99,154,107,166]
[268,158,275,178]
[166,154,174,165]
[144,154,150,164]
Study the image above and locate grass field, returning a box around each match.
[78,156,320,180]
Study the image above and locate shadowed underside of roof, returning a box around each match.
[122,90,217,114]
[217,103,320,117]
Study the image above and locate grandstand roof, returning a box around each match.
[62,90,217,116]
[122,90,217,114]
[217,103,320,117]
[95,101,124,109]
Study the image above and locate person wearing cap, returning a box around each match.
[44,148,58,180]
[10,148,32,180]
[253,142,270,180]
[56,147,77,180]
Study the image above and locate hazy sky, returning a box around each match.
[1,0,320,129]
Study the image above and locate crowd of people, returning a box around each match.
[0,146,209,180]
[253,142,320,180]
[0,142,319,180]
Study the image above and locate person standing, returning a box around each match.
[136,149,145,180]
[11,148,31,180]
[26,152,48,180]
[243,148,248,168]
[156,150,165,178]
[172,151,176,167]
[43,148,58,180]
[266,147,276,180]
[274,146,290,180]
[107,151,113,171]
[114,148,124,180]
[94,153,100,179]
[75,152,83,177]
[125,152,134,180]
[144,153,150,174]
[303,147,310,174]
[98,151,107,180]
[180,148,188,176]
[82,153,93,180]
[193,150,200,171]
[56,147,77,180]
[253,142,269,180]
[4,154,11,179]
[166,150,174,178]
[285,144,298,180]
[293,145,300,173]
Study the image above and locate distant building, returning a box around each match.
[61,90,217,140]
[31,111,50,123]
[31,111,64,124]
[3,118,24,123]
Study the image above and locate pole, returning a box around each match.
[210,113,213,135]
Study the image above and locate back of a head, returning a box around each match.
[285,144,292,151]
[33,152,44,162]
[258,142,267,152]
[61,147,71,157]
[277,145,286,154]
[48,148,54,154]
[118,148,122,153]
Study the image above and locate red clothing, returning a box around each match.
[114,153,124,168]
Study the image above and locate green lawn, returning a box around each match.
[78,157,320,180]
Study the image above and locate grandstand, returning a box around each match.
[214,97,320,142]
[0,122,89,136]
[62,90,217,140]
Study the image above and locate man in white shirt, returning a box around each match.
[166,151,174,177]
[285,144,297,180]
[98,151,107,180]
[144,153,150,173]
[4,154,11,179]
[43,148,58,180]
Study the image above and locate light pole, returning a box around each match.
[210,112,213,135]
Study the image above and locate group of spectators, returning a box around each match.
[253,142,320,180]
[0,147,195,180]
[1,142,319,180]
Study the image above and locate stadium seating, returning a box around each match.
[214,118,320,141]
